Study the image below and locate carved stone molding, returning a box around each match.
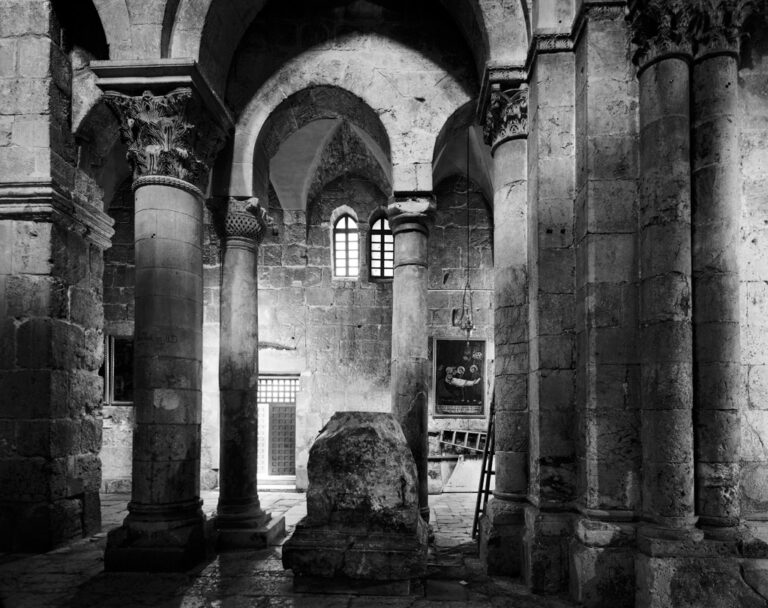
[0,181,114,249]
[103,88,228,191]
[483,86,528,152]
[209,197,273,246]
[386,193,435,234]
[627,0,694,67]
[689,0,758,58]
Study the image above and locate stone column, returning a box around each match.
[387,194,435,522]
[209,196,285,548]
[690,0,748,538]
[629,0,700,546]
[101,88,228,571]
[478,84,529,576]
[570,8,640,607]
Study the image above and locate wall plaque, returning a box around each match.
[433,338,486,417]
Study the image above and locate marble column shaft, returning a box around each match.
[692,50,742,532]
[478,84,529,576]
[131,178,204,522]
[638,56,697,533]
[388,196,434,522]
[215,198,270,529]
[102,86,228,570]
[492,135,529,504]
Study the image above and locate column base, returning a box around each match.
[478,496,525,576]
[215,513,286,549]
[104,515,207,572]
[569,515,637,608]
[634,523,768,607]
[523,505,571,593]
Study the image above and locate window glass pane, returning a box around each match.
[334,214,360,278]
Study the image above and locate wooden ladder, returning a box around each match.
[472,396,495,539]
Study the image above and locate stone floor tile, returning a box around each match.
[0,492,577,608]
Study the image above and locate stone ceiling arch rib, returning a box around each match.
[232,39,471,197]
[92,0,133,59]
[167,0,529,97]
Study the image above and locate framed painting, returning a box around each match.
[433,338,486,417]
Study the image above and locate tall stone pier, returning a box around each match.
[96,68,231,571]
[387,194,435,522]
[210,196,284,548]
[691,19,742,539]
[478,82,529,576]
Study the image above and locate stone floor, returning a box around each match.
[0,492,575,607]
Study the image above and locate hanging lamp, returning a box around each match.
[456,126,475,342]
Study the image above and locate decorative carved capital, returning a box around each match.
[483,86,528,152]
[210,197,273,245]
[627,0,694,67]
[689,0,757,58]
[103,88,227,191]
[386,193,436,234]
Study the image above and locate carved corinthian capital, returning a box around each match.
[210,197,273,247]
[689,0,757,58]
[483,86,528,152]
[103,88,228,191]
[627,0,694,67]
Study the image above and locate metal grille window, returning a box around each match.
[370,217,394,279]
[257,376,299,477]
[333,215,359,278]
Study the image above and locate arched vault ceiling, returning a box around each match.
[433,125,493,205]
[257,86,391,162]
[232,33,472,196]
[270,119,391,212]
[169,0,529,96]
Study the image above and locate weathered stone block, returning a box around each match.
[283,411,427,583]
[570,540,634,608]
[635,554,767,608]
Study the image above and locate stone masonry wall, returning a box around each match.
[101,178,134,492]
[0,0,106,550]
[739,38,768,524]
[428,175,494,431]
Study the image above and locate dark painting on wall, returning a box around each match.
[434,338,485,417]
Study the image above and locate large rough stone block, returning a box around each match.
[283,411,428,585]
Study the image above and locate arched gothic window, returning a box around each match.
[370,217,394,279]
[333,215,359,278]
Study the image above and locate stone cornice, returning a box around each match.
[94,60,233,192]
[387,193,436,233]
[208,196,273,245]
[102,87,228,192]
[483,86,529,153]
[689,0,758,60]
[476,64,527,127]
[627,0,695,68]
[627,0,760,67]
[0,181,115,249]
[476,2,625,142]
[90,59,234,132]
